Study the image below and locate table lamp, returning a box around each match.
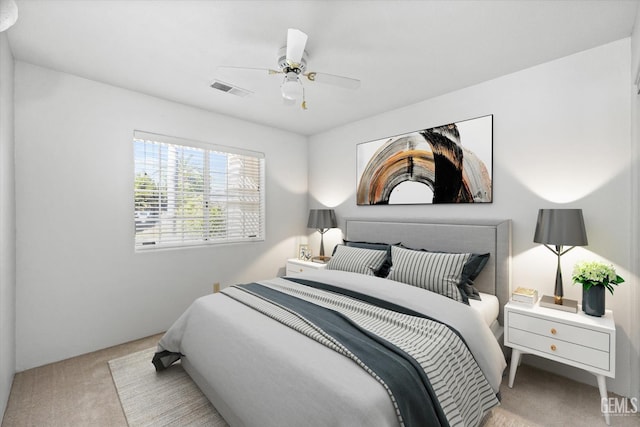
[534,208,588,312]
[307,209,337,263]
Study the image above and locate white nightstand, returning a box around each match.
[286,258,328,275]
[504,301,616,425]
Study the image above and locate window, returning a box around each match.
[133,131,265,250]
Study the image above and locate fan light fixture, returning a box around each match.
[281,72,303,101]
[0,0,18,32]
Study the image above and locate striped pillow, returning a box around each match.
[327,245,387,276]
[387,245,471,303]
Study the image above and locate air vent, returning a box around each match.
[210,80,252,97]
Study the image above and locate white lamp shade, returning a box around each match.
[281,73,303,101]
[0,0,18,32]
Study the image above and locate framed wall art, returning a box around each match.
[356,115,493,205]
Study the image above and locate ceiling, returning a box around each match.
[6,0,639,136]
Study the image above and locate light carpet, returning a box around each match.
[109,347,228,427]
[109,347,534,427]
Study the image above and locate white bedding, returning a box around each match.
[157,270,506,427]
[469,292,500,327]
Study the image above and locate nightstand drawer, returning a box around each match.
[286,265,310,275]
[509,328,610,371]
[508,311,609,352]
[286,259,327,275]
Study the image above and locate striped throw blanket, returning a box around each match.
[222,277,499,427]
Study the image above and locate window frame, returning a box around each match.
[133,130,266,251]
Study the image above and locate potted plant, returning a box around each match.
[572,261,624,317]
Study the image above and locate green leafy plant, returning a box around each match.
[572,261,625,295]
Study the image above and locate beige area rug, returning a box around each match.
[480,406,543,427]
[110,347,536,427]
[109,347,228,427]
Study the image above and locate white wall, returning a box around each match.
[0,32,16,419]
[309,39,635,397]
[14,62,308,370]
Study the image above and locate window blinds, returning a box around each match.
[133,131,265,250]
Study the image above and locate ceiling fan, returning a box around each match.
[218,29,360,110]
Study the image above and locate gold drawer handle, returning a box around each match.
[299,268,303,272]
[550,344,557,351]
[551,328,557,335]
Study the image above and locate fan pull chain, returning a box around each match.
[301,86,307,110]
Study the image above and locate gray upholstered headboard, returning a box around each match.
[344,219,511,324]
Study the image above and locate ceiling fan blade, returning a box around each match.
[217,65,281,75]
[305,72,360,90]
[286,28,308,66]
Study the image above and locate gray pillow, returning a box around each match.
[388,245,470,303]
[327,245,388,276]
[337,240,399,277]
[460,253,490,300]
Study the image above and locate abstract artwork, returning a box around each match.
[356,115,492,205]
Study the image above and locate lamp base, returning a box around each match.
[311,256,331,264]
[539,295,578,313]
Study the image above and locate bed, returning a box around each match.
[153,219,511,427]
